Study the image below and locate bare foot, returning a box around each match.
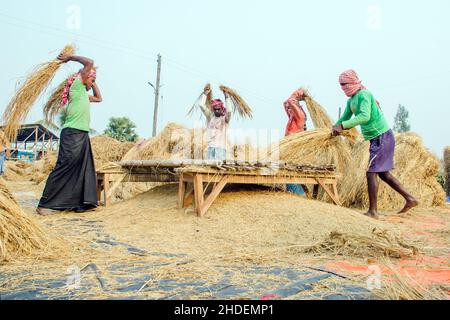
[398,198,419,214]
[363,211,379,220]
[36,207,59,216]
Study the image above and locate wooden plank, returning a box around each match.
[198,176,230,217]
[193,174,204,217]
[104,174,111,207]
[315,178,342,206]
[332,182,341,205]
[178,174,186,209]
[122,173,178,183]
[192,174,337,186]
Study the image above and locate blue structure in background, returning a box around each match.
[17,150,35,163]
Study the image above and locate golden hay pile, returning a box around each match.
[90,135,135,168]
[445,147,450,196]
[0,178,50,262]
[340,133,446,210]
[129,123,198,160]
[2,45,75,141]
[303,229,417,259]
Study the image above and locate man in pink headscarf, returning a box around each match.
[197,87,232,160]
[332,69,417,219]
[37,54,103,216]
[284,88,308,196]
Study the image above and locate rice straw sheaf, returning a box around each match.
[266,128,352,174]
[0,178,50,262]
[2,45,75,141]
[219,85,253,119]
[43,78,68,125]
[187,83,213,117]
[302,89,359,143]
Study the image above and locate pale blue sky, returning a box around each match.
[1,0,449,155]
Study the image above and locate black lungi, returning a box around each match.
[38,128,98,211]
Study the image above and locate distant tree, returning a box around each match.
[393,104,411,133]
[104,117,138,142]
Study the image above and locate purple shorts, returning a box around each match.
[367,129,395,173]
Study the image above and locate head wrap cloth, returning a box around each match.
[61,69,97,106]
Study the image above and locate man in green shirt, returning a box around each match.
[332,70,417,219]
[37,54,103,216]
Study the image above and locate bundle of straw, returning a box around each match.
[0,178,50,262]
[302,89,359,143]
[0,130,10,149]
[266,128,352,174]
[187,83,213,117]
[43,79,68,125]
[2,44,75,141]
[445,147,450,196]
[219,85,253,119]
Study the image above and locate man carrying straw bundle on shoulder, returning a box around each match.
[332,69,418,219]
[283,88,308,196]
[36,54,103,216]
[195,86,232,161]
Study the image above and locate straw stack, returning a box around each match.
[2,45,76,141]
[340,133,446,210]
[0,178,50,262]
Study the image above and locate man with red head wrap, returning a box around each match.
[197,87,232,160]
[284,88,308,196]
[333,69,418,219]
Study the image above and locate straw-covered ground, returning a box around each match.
[1,179,448,300]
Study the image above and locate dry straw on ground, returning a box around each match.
[303,228,418,259]
[2,45,75,141]
[0,178,50,262]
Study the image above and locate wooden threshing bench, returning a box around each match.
[96,160,342,217]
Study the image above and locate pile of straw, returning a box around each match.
[90,135,135,168]
[129,123,209,161]
[219,85,253,119]
[340,133,446,210]
[303,229,417,259]
[2,45,75,141]
[445,147,450,196]
[0,178,49,262]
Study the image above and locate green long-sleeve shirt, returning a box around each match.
[336,89,390,141]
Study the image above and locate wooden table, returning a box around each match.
[176,167,342,217]
[96,160,341,217]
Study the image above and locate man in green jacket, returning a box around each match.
[332,70,418,219]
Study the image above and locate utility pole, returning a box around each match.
[152,54,162,137]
